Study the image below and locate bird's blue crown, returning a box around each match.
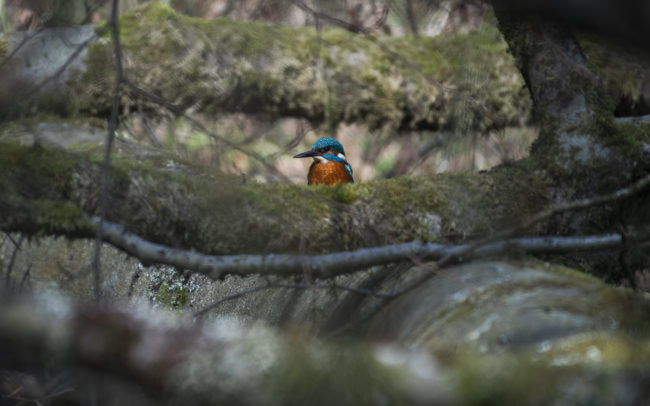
[312,137,345,154]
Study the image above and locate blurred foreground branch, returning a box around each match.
[0,294,443,405]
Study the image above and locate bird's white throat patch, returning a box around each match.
[313,153,345,164]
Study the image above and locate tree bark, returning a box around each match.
[488,1,650,242]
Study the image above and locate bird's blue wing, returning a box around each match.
[344,162,354,183]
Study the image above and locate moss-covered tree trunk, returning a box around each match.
[487,3,650,272]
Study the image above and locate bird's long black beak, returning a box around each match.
[293,150,318,158]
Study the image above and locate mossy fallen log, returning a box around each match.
[0,132,549,255]
[0,3,530,132]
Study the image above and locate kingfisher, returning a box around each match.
[293,137,354,186]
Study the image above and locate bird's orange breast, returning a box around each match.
[308,161,353,186]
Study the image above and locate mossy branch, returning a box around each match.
[0,294,442,405]
[0,139,554,255]
[0,2,530,131]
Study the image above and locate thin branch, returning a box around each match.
[1,233,16,251]
[437,172,650,266]
[120,77,292,183]
[293,0,445,94]
[93,216,626,280]
[292,0,369,33]
[194,284,278,317]
[19,264,31,292]
[0,28,44,69]
[4,234,24,287]
[127,264,143,298]
[194,280,395,317]
[404,0,419,35]
[122,77,187,114]
[183,115,293,183]
[327,296,387,336]
[4,233,19,248]
[91,0,122,300]
[142,116,162,147]
[614,114,650,124]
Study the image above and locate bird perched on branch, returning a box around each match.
[293,137,354,186]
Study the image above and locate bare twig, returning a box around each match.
[91,0,122,300]
[4,234,24,287]
[183,115,293,182]
[292,0,369,33]
[193,284,278,317]
[404,0,419,35]
[614,114,650,124]
[194,280,394,317]
[142,116,162,147]
[0,28,44,69]
[437,172,650,267]
[4,233,19,248]
[122,77,187,114]
[19,264,31,292]
[120,77,292,182]
[127,264,143,298]
[327,297,387,336]
[292,0,445,94]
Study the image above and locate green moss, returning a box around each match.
[157,281,189,308]
[578,32,648,105]
[318,183,359,204]
[0,141,76,189]
[70,2,528,133]
[185,131,211,151]
[0,141,95,236]
[609,121,650,154]
[195,17,285,58]
[154,267,190,308]
[30,200,91,234]
[75,40,114,115]
[539,332,650,366]
[0,136,552,256]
